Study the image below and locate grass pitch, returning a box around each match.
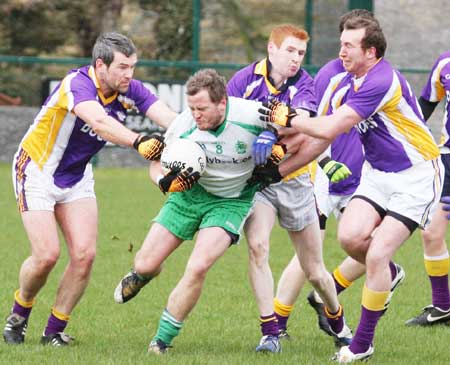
[0,163,449,364]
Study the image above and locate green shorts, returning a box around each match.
[153,183,258,243]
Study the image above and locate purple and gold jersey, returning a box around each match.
[314,58,363,195]
[227,58,316,113]
[330,59,439,172]
[421,51,450,149]
[19,65,158,188]
[227,58,317,178]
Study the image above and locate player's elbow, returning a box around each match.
[90,115,109,136]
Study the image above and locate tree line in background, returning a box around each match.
[0,0,194,104]
[0,0,307,105]
[0,0,193,60]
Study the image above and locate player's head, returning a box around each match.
[92,32,138,94]
[339,17,386,77]
[344,17,386,58]
[267,24,309,79]
[338,9,378,33]
[186,69,228,130]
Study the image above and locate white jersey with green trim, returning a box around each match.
[164,96,266,198]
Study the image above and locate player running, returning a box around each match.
[3,32,175,346]
[259,17,442,362]
[114,69,281,354]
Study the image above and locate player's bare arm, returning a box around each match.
[145,100,178,130]
[74,100,139,146]
[149,161,163,184]
[278,134,329,177]
[291,104,360,139]
[261,101,361,140]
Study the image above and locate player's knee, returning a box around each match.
[338,227,365,253]
[247,238,269,267]
[185,261,210,282]
[70,247,96,276]
[421,228,445,246]
[34,249,60,273]
[365,252,389,277]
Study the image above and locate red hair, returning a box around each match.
[268,24,309,47]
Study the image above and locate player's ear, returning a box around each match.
[95,58,105,69]
[216,97,227,115]
[218,97,227,109]
[366,46,377,60]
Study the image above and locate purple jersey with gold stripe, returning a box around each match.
[329,59,439,172]
[227,58,316,114]
[227,58,317,178]
[18,65,158,188]
[314,58,363,195]
[420,51,450,149]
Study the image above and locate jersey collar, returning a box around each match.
[254,58,303,96]
[88,66,119,105]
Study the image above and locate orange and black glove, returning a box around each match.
[133,134,165,160]
[158,167,200,194]
[247,143,286,187]
[258,100,297,127]
[267,143,287,165]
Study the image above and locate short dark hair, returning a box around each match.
[92,32,137,67]
[186,69,227,103]
[344,17,386,58]
[338,9,378,33]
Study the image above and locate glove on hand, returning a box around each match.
[252,130,278,166]
[319,157,352,183]
[267,143,287,166]
[247,143,286,188]
[258,100,297,127]
[133,134,165,161]
[158,167,200,194]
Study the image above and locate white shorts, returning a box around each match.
[353,159,443,229]
[254,174,318,231]
[12,149,96,212]
[314,166,351,219]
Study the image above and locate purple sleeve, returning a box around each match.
[69,73,98,110]
[291,73,317,114]
[227,69,248,97]
[127,79,159,114]
[345,72,392,119]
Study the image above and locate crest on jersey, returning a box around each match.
[235,141,247,154]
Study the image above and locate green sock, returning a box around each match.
[153,309,183,345]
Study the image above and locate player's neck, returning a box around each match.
[353,58,381,79]
[95,71,115,98]
[99,83,115,98]
[268,70,287,89]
